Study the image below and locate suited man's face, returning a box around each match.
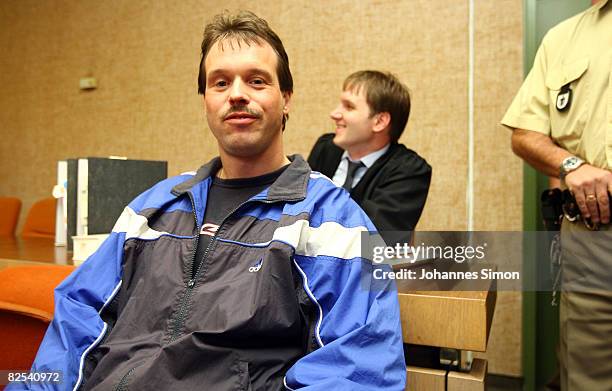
[330,88,377,155]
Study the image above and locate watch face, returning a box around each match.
[563,157,582,171]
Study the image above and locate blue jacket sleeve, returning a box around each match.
[6,231,125,391]
[286,257,405,390]
[284,191,406,390]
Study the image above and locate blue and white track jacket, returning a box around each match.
[8,155,406,391]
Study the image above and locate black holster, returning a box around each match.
[541,188,564,231]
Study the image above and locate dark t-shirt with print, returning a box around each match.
[192,165,288,276]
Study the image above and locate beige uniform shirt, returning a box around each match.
[501,0,612,170]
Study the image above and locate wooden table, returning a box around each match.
[0,237,72,266]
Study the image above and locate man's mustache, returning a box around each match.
[223,106,262,119]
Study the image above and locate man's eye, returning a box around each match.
[250,78,265,85]
[214,80,228,88]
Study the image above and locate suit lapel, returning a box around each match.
[322,143,343,178]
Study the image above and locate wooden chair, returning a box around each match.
[21,198,56,239]
[0,197,21,236]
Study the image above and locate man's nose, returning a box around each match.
[229,80,250,105]
[330,107,342,120]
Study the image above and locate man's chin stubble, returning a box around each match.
[219,139,268,158]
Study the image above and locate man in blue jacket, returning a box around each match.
[9,10,406,391]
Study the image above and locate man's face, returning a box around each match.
[204,39,290,158]
[330,87,377,153]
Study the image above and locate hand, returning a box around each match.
[565,164,612,224]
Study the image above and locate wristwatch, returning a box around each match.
[560,156,585,180]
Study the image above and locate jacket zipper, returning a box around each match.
[168,193,301,342]
[110,193,206,388]
[168,192,202,342]
[113,366,136,391]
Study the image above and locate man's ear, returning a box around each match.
[282,92,293,114]
[372,112,391,133]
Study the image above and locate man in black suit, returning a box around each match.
[308,70,431,241]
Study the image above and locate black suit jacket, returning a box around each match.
[308,133,432,236]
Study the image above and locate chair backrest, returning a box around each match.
[0,301,52,373]
[0,264,75,314]
[21,198,56,239]
[0,264,74,385]
[0,197,21,236]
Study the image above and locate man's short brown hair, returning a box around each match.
[197,10,293,96]
[343,70,411,143]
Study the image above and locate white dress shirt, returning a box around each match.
[331,144,390,189]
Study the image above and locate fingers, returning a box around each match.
[584,189,600,223]
[597,181,611,224]
[576,183,605,224]
[596,193,610,224]
[573,189,591,221]
[566,165,612,224]
[589,174,612,224]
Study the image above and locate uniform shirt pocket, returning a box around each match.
[544,58,590,148]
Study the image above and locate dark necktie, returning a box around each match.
[342,160,364,191]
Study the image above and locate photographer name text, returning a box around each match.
[373,268,520,281]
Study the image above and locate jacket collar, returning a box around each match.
[171,154,310,202]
